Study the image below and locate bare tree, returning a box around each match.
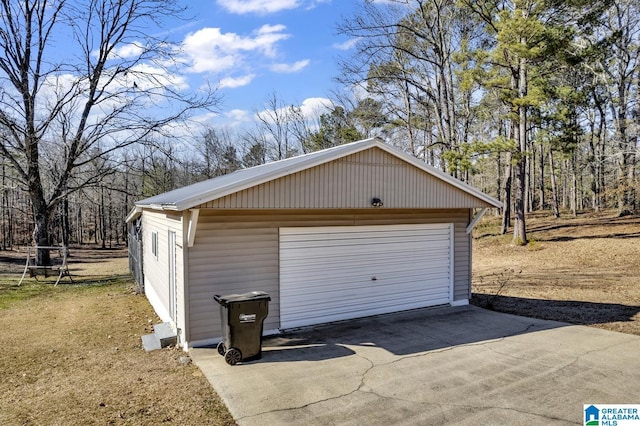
[0,0,218,261]
[596,0,640,215]
[256,92,302,160]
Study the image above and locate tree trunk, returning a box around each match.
[599,121,607,208]
[538,144,545,210]
[100,186,106,249]
[501,152,513,235]
[549,150,560,218]
[77,205,83,244]
[615,72,635,215]
[513,58,528,245]
[496,151,502,217]
[525,138,532,213]
[1,161,6,250]
[31,194,52,265]
[571,151,578,216]
[588,109,599,211]
[33,211,52,265]
[62,194,70,248]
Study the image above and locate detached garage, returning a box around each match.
[127,137,501,348]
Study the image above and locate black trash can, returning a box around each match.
[214,291,270,365]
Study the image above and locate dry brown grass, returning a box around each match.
[0,245,235,426]
[472,210,640,335]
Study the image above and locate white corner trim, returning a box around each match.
[466,208,488,234]
[451,299,469,307]
[187,209,200,248]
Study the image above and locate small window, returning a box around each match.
[151,231,158,258]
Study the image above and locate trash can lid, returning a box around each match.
[214,291,271,305]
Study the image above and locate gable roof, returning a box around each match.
[127,137,501,221]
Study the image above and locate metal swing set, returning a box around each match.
[18,245,72,286]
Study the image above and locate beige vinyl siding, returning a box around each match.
[198,148,492,210]
[141,210,185,334]
[454,222,471,301]
[187,208,471,343]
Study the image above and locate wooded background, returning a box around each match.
[0,0,638,251]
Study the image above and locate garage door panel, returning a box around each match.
[283,281,452,307]
[279,224,453,329]
[280,240,450,259]
[281,291,451,326]
[280,254,451,274]
[283,228,451,241]
[283,289,451,317]
[282,230,451,248]
[281,281,451,310]
[280,269,451,294]
[281,257,452,285]
[280,224,450,242]
[280,244,451,264]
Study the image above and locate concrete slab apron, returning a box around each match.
[190,306,640,426]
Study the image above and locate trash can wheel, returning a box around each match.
[216,341,226,356]
[224,348,242,365]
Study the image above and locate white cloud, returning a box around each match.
[220,74,256,88]
[216,0,300,14]
[226,109,252,122]
[298,97,333,117]
[270,59,310,73]
[333,38,360,51]
[255,96,332,126]
[258,24,287,34]
[110,42,145,59]
[130,63,189,91]
[181,25,290,73]
[305,0,332,10]
[254,25,290,57]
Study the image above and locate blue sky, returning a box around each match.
[170,0,360,128]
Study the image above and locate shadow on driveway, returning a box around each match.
[256,305,563,362]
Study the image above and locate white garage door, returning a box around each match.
[279,223,453,329]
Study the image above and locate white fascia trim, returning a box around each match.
[466,208,489,234]
[451,299,469,307]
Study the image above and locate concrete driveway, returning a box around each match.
[190,305,640,425]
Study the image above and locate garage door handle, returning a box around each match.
[371,276,377,281]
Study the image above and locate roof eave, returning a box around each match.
[125,206,143,223]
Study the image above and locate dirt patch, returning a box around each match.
[0,245,130,279]
[472,211,640,335]
[0,252,235,425]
